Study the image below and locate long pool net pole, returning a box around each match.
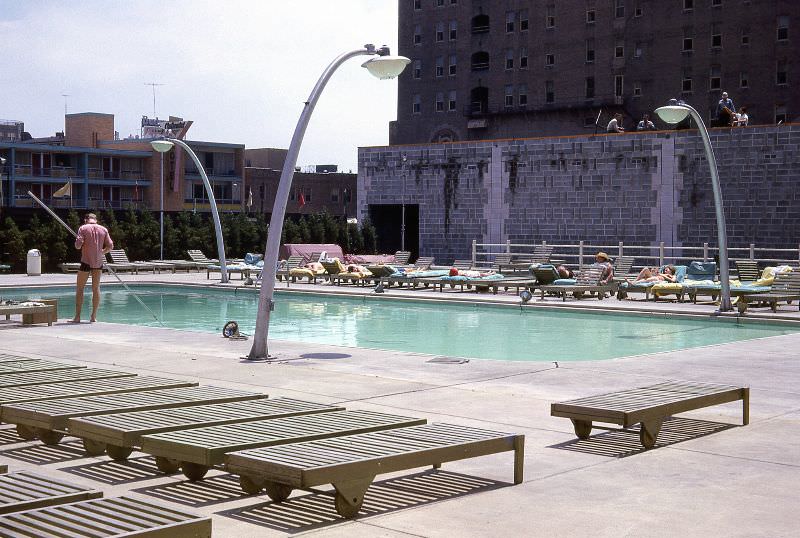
[27,191,162,325]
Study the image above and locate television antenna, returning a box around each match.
[61,93,69,115]
[144,82,165,118]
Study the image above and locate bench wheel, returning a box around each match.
[264,481,293,502]
[16,424,37,441]
[36,428,64,446]
[82,438,106,456]
[571,419,592,440]
[181,462,209,481]
[334,491,363,518]
[106,444,133,461]
[239,474,263,495]
[155,456,180,473]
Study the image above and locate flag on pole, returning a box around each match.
[52,180,72,198]
[247,188,253,209]
[298,191,306,208]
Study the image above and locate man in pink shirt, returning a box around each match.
[72,213,113,322]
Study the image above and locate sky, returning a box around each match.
[0,0,399,173]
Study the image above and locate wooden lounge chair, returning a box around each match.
[0,367,135,390]
[551,381,749,449]
[68,398,343,465]
[535,266,618,301]
[320,259,346,282]
[2,385,263,446]
[508,245,554,271]
[226,423,525,518]
[0,359,83,376]
[276,255,304,282]
[0,301,58,326]
[108,249,172,274]
[187,249,217,267]
[150,259,200,272]
[393,250,411,265]
[736,271,800,314]
[0,471,101,514]
[735,259,760,282]
[0,496,211,537]
[138,409,425,481]
[611,256,635,282]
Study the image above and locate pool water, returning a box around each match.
[3,285,796,362]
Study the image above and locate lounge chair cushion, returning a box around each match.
[244,253,264,265]
[651,282,684,296]
[531,264,559,282]
[390,269,449,278]
[685,261,716,281]
[366,264,397,277]
[552,278,577,286]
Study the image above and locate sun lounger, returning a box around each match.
[735,259,760,282]
[0,367,135,390]
[535,266,618,301]
[108,250,173,274]
[0,359,83,376]
[276,255,304,282]
[551,381,749,449]
[1,385,263,446]
[0,496,211,537]
[0,302,58,326]
[187,249,217,266]
[226,422,525,518]
[0,471,102,515]
[68,398,344,466]
[138,409,425,481]
[150,259,200,272]
[393,250,411,265]
[207,262,259,280]
[0,353,40,362]
[736,271,800,314]
[611,256,635,282]
[617,264,688,301]
[505,245,554,272]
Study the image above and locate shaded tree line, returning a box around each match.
[0,210,378,272]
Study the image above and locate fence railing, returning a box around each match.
[471,239,800,271]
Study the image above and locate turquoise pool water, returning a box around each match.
[3,285,796,362]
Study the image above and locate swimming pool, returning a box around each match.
[3,285,796,362]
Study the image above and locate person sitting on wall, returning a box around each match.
[716,91,736,127]
[593,252,614,284]
[637,113,656,131]
[607,113,625,133]
[735,106,749,127]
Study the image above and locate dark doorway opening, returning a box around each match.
[369,204,419,261]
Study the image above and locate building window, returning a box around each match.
[449,20,457,40]
[448,90,457,111]
[412,94,421,114]
[615,0,625,18]
[471,51,490,70]
[586,40,595,62]
[615,44,624,58]
[634,42,643,58]
[519,84,528,106]
[545,81,554,103]
[506,49,515,70]
[520,9,529,31]
[585,77,595,99]
[586,9,596,23]
[413,24,422,45]
[775,105,787,124]
[633,83,642,97]
[520,48,528,69]
[545,53,555,67]
[683,36,694,52]
[436,0,444,6]
[741,30,750,46]
[506,11,515,33]
[711,24,722,48]
[504,85,514,107]
[546,5,555,28]
[683,0,693,11]
[414,0,421,9]
[448,54,457,75]
[635,5,643,17]
[614,75,624,97]
[682,75,693,93]
[436,22,444,42]
[712,0,721,6]
[709,65,721,90]
[740,71,748,88]
[413,60,422,79]
[435,56,444,77]
[330,189,340,203]
[777,16,789,41]
[776,60,788,85]
[471,14,490,34]
[435,92,444,112]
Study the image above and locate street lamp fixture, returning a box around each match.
[654,99,731,312]
[247,44,409,360]
[150,138,229,283]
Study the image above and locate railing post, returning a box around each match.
[618,241,623,261]
[749,243,755,260]
[578,241,584,271]
[506,239,511,254]
[472,239,477,266]
[659,242,665,266]
[703,242,709,262]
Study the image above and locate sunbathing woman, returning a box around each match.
[633,265,677,283]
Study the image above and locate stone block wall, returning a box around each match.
[358,124,799,262]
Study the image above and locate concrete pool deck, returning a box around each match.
[0,271,798,536]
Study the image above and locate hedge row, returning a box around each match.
[0,210,378,273]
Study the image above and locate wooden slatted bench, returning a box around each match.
[226,422,525,518]
[0,471,102,514]
[0,367,135,389]
[0,496,211,537]
[69,398,345,468]
[138,409,426,482]
[0,302,57,326]
[0,353,39,362]
[551,381,749,449]
[1,385,263,446]
[0,359,83,376]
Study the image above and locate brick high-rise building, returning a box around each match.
[391,0,799,144]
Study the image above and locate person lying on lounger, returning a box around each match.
[633,265,677,283]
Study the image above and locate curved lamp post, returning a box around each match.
[654,99,731,312]
[150,138,229,283]
[247,44,409,360]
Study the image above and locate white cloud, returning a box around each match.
[0,0,399,171]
